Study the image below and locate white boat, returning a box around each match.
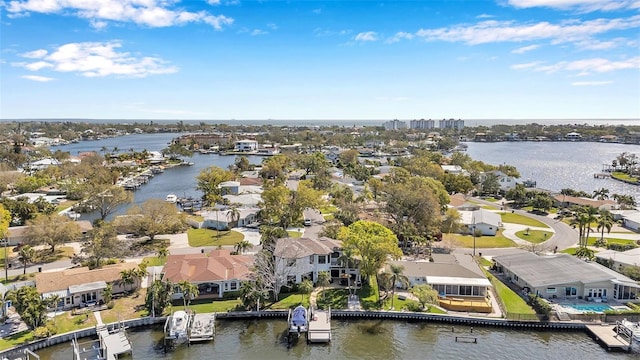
[288,305,308,335]
[166,194,178,203]
[621,319,640,342]
[165,310,190,343]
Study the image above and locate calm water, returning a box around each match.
[35,320,637,359]
[466,141,640,200]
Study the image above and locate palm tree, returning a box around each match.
[592,188,610,200]
[120,269,135,292]
[234,240,253,254]
[582,206,599,246]
[299,279,313,303]
[388,264,410,310]
[157,247,169,263]
[575,247,595,261]
[239,281,262,310]
[597,209,614,241]
[178,280,199,309]
[103,283,113,304]
[18,245,36,275]
[227,205,241,232]
[316,271,331,302]
[46,294,61,314]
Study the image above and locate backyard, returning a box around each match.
[187,228,244,247]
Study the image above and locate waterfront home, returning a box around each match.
[34,262,138,309]
[459,209,501,236]
[595,247,640,276]
[4,220,93,246]
[551,194,616,210]
[388,254,492,311]
[234,140,258,152]
[199,207,259,230]
[274,237,359,284]
[219,181,241,195]
[441,165,465,175]
[162,249,253,299]
[565,132,582,141]
[493,252,640,301]
[483,170,519,192]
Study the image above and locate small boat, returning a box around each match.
[165,310,190,345]
[288,305,308,337]
[166,194,178,203]
[621,319,640,342]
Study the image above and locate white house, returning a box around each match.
[273,237,359,284]
[234,140,258,152]
[595,248,640,275]
[459,209,501,236]
[485,170,519,192]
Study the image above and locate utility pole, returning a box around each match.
[472,216,476,257]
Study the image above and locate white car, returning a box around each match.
[304,219,312,226]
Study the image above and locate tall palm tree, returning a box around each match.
[18,245,36,275]
[178,280,199,309]
[582,206,599,246]
[120,269,134,292]
[227,205,241,231]
[157,247,169,263]
[234,240,253,254]
[299,279,313,303]
[388,264,410,310]
[592,188,610,200]
[597,209,614,241]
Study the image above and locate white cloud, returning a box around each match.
[507,0,640,12]
[22,75,55,82]
[267,23,278,30]
[313,28,352,37]
[512,44,541,53]
[313,8,322,14]
[250,29,267,36]
[207,0,221,5]
[15,41,178,78]
[476,14,494,19]
[355,31,378,42]
[512,57,640,75]
[386,32,414,43]
[6,0,234,29]
[20,49,48,58]
[571,80,613,86]
[414,16,640,45]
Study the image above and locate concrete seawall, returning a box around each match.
[1,310,591,357]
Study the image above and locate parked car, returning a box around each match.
[304,219,312,226]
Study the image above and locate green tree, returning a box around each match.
[146,279,174,316]
[103,283,113,304]
[6,286,47,328]
[117,199,186,240]
[24,214,81,254]
[574,246,595,261]
[82,223,125,269]
[18,245,36,275]
[178,280,199,309]
[480,173,500,195]
[88,185,133,221]
[157,247,169,262]
[441,173,474,195]
[388,264,409,310]
[592,188,610,200]
[260,154,290,184]
[316,271,331,301]
[299,279,313,302]
[196,166,235,204]
[120,269,135,292]
[338,220,402,281]
[235,240,253,254]
[162,142,194,160]
[0,204,9,241]
[596,209,613,242]
[410,284,440,310]
[234,156,252,172]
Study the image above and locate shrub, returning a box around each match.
[607,243,637,252]
[527,294,551,319]
[404,300,423,312]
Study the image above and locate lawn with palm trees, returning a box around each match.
[187,228,244,247]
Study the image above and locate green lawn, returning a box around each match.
[478,257,493,267]
[37,246,75,263]
[587,237,636,246]
[484,271,536,317]
[267,292,310,310]
[0,330,35,351]
[172,299,241,313]
[317,288,349,309]
[187,214,205,222]
[187,228,244,247]
[612,172,638,183]
[450,231,516,248]
[141,256,166,266]
[560,247,578,255]
[500,213,549,228]
[357,277,379,310]
[515,230,554,244]
[0,273,35,285]
[287,230,303,238]
[319,205,338,214]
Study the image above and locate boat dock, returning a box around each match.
[73,315,132,360]
[307,307,331,343]
[189,312,216,343]
[585,322,631,352]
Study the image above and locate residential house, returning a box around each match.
[274,237,359,284]
[388,253,492,312]
[4,220,93,246]
[162,249,253,299]
[552,194,616,211]
[459,209,501,236]
[234,140,258,152]
[34,262,138,309]
[199,207,259,230]
[595,248,640,277]
[494,252,640,301]
[485,170,518,192]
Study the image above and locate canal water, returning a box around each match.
[35,319,637,359]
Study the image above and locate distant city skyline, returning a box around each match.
[1,0,639,120]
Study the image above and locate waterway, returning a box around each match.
[35,320,637,359]
[466,141,640,201]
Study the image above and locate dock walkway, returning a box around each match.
[307,308,331,343]
[189,313,216,343]
[585,323,631,352]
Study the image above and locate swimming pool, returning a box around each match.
[563,304,612,313]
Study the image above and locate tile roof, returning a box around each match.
[162,249,254,283]
[274,237,343,259]
[35,262,137,294]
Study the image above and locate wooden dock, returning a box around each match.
[307,308,331,343]
[189,312,216,343]
[585,323,631,352]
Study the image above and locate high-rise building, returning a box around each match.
[383,119,407,130]
[439,118,464,130]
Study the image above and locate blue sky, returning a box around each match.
[1,0,639,121]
